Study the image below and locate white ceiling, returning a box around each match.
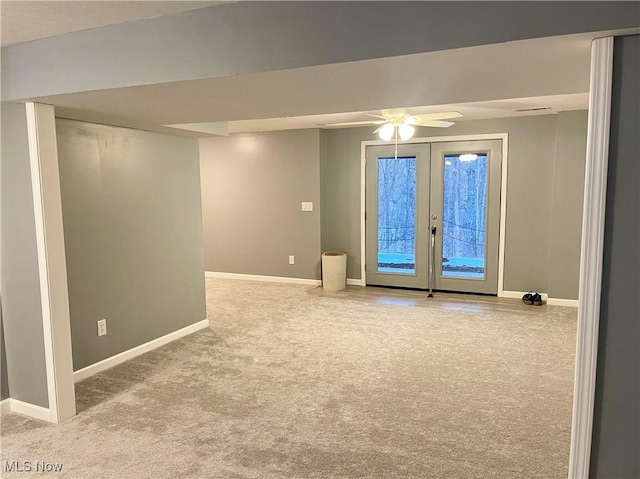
[227,94,590,134]
[0,1,229,46]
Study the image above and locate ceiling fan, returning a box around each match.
[325,109,463,141]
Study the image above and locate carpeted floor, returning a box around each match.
[1,279,577,478]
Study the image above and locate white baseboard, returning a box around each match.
[547,298,580,307]
[0,398,10,414]
[6,398,52,422]
[501,290,578,307]
[205,271,321,286]
[205,271,365,287]
[502,291,549,300]
[73,319,209,383]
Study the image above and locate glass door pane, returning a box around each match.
[442,153,488,279]
[377,157,416,274]
[365,144,429,289]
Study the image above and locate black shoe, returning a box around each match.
[532,293,543,306]
[522,293,534,305]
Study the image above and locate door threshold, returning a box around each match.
[365,284,497,297]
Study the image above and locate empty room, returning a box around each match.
[1,2,638,479]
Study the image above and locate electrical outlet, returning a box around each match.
[288,255,295,265]
[97,319,107,337]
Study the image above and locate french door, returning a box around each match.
[365,139,502,294]
[365,144,430,288]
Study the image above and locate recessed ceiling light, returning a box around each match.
[515,106,552,112]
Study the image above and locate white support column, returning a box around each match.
[25,102,76,423]
[568,36,613,479]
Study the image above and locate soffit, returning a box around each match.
[34,33,595,136]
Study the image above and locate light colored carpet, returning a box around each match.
[1,279,577,478]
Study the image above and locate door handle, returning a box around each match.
[428,225,437,298]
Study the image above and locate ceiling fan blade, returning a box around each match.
[413,120,455,128]
[409,112,463,123]
[323,120,385,127]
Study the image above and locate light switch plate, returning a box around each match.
[301,201,313,212]
[97,319,107,337]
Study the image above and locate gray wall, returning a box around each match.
[321,112,588,298]
[548,111,588,299]
[1,307,9,401]
[3,2,639,100]
[0,103,49,407]
[56,119,206,371]
[319,129,329,256]
[590,34,639,479]
[200,130,322,280]
[321,128,364,279]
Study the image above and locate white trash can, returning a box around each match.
[322,251,347,292]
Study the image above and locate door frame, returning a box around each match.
[360,133,509,296]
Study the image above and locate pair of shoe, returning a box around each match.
[522,292,543,306]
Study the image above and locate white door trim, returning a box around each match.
[359,140,367,286]
[567,36,613,479]
[26,103,76,424]
[360,133,509,294]
[497,135,509,298]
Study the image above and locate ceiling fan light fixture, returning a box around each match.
[378,123,395,141]
[459,153,479,162]
[398,123,415,141]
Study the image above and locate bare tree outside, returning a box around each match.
[442,154,487,277]
[376,154,488,278]
[377,157,416,272]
